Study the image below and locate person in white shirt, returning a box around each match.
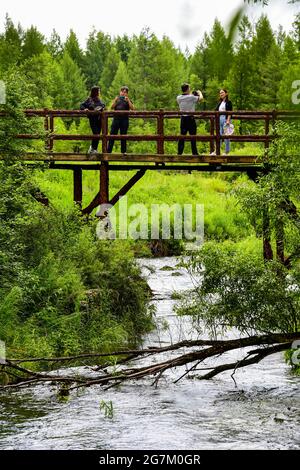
[177,83,203,155]
[211,89,233,155]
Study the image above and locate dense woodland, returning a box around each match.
[0,12,299,111]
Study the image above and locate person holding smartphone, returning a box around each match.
[107,86,134,154]
[177,83,203,156]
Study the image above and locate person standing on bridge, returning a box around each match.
[107,86,134,155]
[177,83,203,156]
[211,89,233,156]
[80,86,105,155]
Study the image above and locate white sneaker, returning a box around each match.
[210,151,216,156]
[88,146,98,155]
[222,152,229,156]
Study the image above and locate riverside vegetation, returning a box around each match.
[0,7,299,381]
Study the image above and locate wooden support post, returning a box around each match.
[100,161,109,204]
[73,167,83,206]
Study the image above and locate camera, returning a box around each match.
[192,90,199,96]
[119,95,126,100]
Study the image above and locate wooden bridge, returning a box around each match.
[1,109,299,214]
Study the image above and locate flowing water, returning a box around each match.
[0,257,299,450]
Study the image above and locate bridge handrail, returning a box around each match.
[0,109,299,156]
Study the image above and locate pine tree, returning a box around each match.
[107,61,129,103]
[20,51,64,107]
[127,29,162,109]
[292,13,300,51]
[46,29,63,59]
[189,37,211,109]
[83,30,112,89]
[227,16,255,110]
[127,29,186,109]
[204,19,234,82]
[281,35,299,66]
[56,52,87,109]
[0,16,23,71]
[114,35,132,63]
[259,43,283,109]
[22,26,45,60]
[251,15,277,107]
[64,30,84,70]
[100,47,121,100]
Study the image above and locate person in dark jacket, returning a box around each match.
[80,86,105,154]
[107,86,134,154]
[211,89,233,155]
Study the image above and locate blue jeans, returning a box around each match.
[220,115,230,153]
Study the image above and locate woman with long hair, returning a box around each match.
[80,86,105,154]
[211,89,233,156]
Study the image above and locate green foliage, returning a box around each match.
[0,75,153,363]
[64,30,84,69]
[0,15,23,72]
[83,30,112,89]
[177,126,300,350]
[0,166,153,359]
[203,20,234,82]
[278,61,300,109]
[127,28,186,109]
[56,52,87,109]
[107,61,130,102]
[46,29,63,59]
[234,123,300,256]
[21,26,45,60]
[100,47,121,101]
[178,242,300,335]
[0,69,41,158]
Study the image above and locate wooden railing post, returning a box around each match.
[102,111,108,154]
[215,112,221,156]
[264,114,270,153]
[210,116,215,154]
[49,113,54,151]
[43,108,49,150]
[157,109,164,155]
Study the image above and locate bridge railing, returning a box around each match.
[1,109,299,157]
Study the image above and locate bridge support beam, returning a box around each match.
[100,161,109,204]
[82,167,147,215]
[73,167,82,206]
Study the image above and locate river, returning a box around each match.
[0,257,299,450]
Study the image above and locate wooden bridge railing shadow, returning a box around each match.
[0,109,299,213]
